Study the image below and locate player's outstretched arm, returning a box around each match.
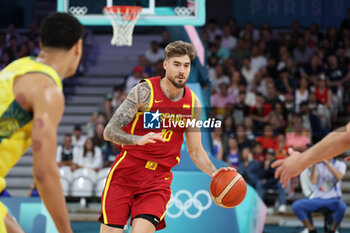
[272,123,350,187]
[104,82,164,145]
[27,74,73,233]
[185,96,234,176]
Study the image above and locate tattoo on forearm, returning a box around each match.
[104,82,151,145]
[193,97,201,120]
[137,81,151,111]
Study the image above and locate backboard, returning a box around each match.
[57,0,205,26]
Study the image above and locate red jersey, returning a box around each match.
[121,76,195,169]
[315,87,329,105]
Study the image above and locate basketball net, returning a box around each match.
[103,6,142,46]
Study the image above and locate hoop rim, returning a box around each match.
[104,5,143,14]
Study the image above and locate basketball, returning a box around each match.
[209,170,247,208]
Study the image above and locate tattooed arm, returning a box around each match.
[104,81,165,145]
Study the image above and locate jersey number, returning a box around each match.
[161,129,173,142]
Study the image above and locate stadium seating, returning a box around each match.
[71,168,96,197]
[95,168,110,197]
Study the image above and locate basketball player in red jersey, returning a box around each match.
[99,41,233,233]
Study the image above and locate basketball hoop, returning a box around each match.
[103,6,142,46]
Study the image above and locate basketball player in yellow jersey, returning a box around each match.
[0,13,84,233]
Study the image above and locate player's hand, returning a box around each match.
[271,148,306,188]
[136,132,165,146]
[211,167,236,178]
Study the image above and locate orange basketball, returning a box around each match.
[209,170,247,208]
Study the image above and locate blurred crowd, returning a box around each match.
[206,11,350,218]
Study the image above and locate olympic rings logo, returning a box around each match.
[167,190,212,219]
[69,6,88,16]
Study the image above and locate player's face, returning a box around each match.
[164,55,191,88]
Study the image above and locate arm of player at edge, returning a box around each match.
[185,95,235,177]
[272,123,350,187]
[30,74,73,233]
[103,82,165,146]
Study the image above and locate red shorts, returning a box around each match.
[98,151,173,231]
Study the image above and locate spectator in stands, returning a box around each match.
[144,40,164,66]
[276,133,288,160]
[5,23,20,47]
[238,147,260,188]
[209,64,230,93]
[250,44,267,72]
[336,46,350,69]
[225,136,240,169]
[159,30,171,49]
[303,28,315,49]
[230,38,250,67]
[290,21,302,44]
[92,123,108,151]
[56,134,77,170]
[72,124,87,149]
[28,40,40,56]
[26,22,39,42]
[253,142,264,162]
[299,101,325,143]
[227,18,239,37]
[249,92,273,130]
[5,36,18,61]
[256,124,278,151]
[102,142,120,168]
[265,80,281,108]
[243,116,256,140]
[211,82,235,117]
[315,74,332,108]
[302,54,325,80]
[17,43,29,58]
[327,27,340,53]
[308,92,332,130]
[310,23,323,45]
[292,159,346,233]
[326,54,347,98]
[125,66,145,94]
[111,85,127,112]
[0,52,10,71]
[73,138,103,172]
[256,148,287,213]
[206,19,222,43]
[153,59,165,77]
[221,25,237,50]
[86,112,107,137]
[228,71,241,99]
[222,115,235,136]
[137,54,152,77]
[295,76,310,109]
[286,114,311,152]
[239,21,259,42]
[274,68,294,95]
[236,125,255,152]
[241,56,256,91]
[211,127,224,161]
[293,36,314,67]
[233,90,250,126]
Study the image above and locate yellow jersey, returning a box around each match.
[0,56,62,191]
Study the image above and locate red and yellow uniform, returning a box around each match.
[99,76,195,230]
